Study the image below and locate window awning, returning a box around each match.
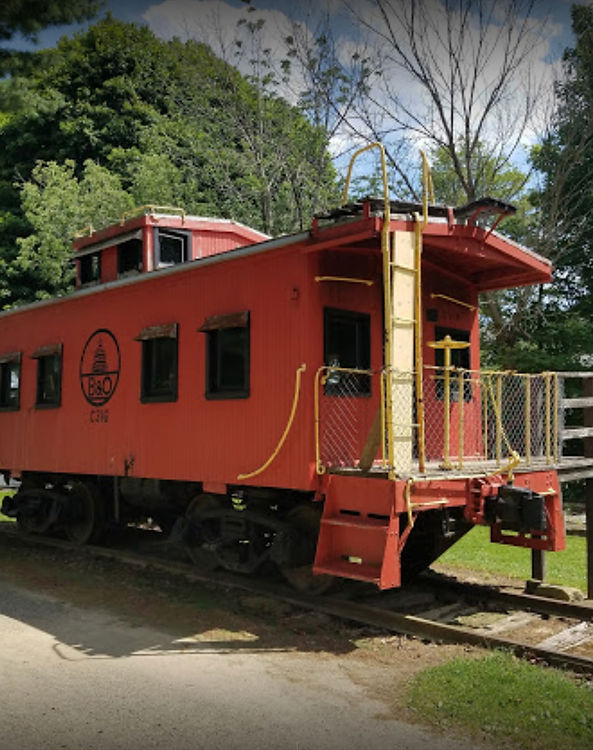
[0,351,21,365]
[31,344,62,359]
[198,311,249,332]
[134,323,178,341]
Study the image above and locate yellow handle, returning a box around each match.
[237,364,307,480]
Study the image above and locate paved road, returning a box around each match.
[0,579,479,750]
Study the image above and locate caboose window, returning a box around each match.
[155,229,190,268]
[34,350,62,408]
[138,326,178,403]
[324,308,371,396]
[79,252,101,285]
[0,354,20,410]
[200,312,250,399]
[117,238,143,277]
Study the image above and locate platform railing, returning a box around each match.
[315,365,561,477]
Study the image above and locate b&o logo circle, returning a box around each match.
[80,329,121,406]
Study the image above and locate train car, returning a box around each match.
[0,156,565,592]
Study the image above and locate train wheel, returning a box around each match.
[64,482,105,545]
[184,493,222,570]
[14,487,57,536]
[280,505,335,595]
[16,511,43,537]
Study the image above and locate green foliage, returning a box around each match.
[0,490,15,522]
[511,5,593,373]
[430,141,528,207]
[436,525,587,592]
[408,651,593,750]
[12,159,133,300]
[0,16,337,305]
[0,1,102,42]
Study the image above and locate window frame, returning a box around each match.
[200,312,250,400]
[323,307,371,397]
[0,352,21,411]
[79,251,102,286]
[154,228,191,269]
[32,344,63,409]
[117,237,143,278]
[137,324,178,404]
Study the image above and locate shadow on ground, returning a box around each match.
[0,526,369,660]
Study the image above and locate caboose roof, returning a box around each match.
[0,196,551,320]
[311,197,552,291]
[72,211,269,256]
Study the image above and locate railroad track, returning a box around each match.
[2,522,593,674]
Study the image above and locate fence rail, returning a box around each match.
[315,365,561,478]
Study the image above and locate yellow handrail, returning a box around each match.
[458,369,465,469]
[413,150,434,472]
[413,215,426,472]
[430,293,476,311]
[553,372,559,462]
[73,224,95,239]
[237,363,306,480]
[525,375,531,466]
[545,372,552,463]
[120,205,186,225]
[341,142,393,473]
[314,276,374,286]
[427,336,471,470]
[420,150,435,229]
[314,367,326,475]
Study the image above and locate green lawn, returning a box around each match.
[408,651,593,750]
[0,489,15,522]
[435,525,587,592]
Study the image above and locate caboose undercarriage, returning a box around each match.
[2,472,335,590]
[1,460,563,592]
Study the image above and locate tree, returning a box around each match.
[0,16,337,305]
[327,0,581,370]
[498,4,593,372]
[11,159,133,301]
[342,0,548,202]
[0,0,102,41]
[531,5,593,305]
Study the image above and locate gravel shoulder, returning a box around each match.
[0,527,490,750]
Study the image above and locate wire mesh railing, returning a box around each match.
[315,365,561,477]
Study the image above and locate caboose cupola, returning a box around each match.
[73,206,268,288]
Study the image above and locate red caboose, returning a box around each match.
[0,161,565,591]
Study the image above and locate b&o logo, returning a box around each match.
[80,329,121,406]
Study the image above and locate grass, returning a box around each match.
[435,525,587,592]
[0,489,15,522]
[408,651,593,750]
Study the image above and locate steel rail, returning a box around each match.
[417,573,593,622]
[2,524,593,674]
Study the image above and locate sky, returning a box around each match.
[2,0,581,58]
[2,0,590,180]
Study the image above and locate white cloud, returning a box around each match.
[345,0,565,160]
[142,0,571,185]
[143,1,305,98]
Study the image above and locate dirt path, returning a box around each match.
[0,531,489,750]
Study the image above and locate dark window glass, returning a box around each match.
[206,325,250,399]
[141,337,178,402]
[36,354,61,407]
[434,326,471,402]
[324,308,371,396]
[118,238,143,277]
[0,361,20,410]
[156,230,190,267]
[79,252,101,285]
